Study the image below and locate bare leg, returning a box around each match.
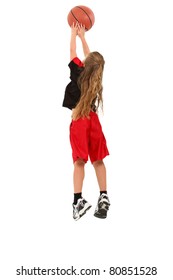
[72,159,91,221]
[73,159,85,193]
[93,160,110,219]
[93,160,107,191]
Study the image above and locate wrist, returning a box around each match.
[80,36,86,42]
[71,31,77,37]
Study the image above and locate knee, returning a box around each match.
[74,159,85,168]
[93,160,104,168]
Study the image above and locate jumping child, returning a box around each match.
[62,23,110,220]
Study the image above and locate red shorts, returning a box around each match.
[70,111,109,163]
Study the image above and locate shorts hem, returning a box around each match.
[73,157,88,164]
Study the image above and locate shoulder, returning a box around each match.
[68,57,84,68]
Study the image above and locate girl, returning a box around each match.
[62,23,110,220]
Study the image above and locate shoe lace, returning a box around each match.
[99,194,110,205]
[79,199,85,207]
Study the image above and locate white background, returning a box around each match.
[0,0,173,279]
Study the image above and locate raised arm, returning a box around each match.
[70,23,78,61]
[77,24,90,57]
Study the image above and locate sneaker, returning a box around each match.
[73,198,92,221]
[94,193,110,219]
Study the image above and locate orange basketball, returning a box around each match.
[67,5,95,31]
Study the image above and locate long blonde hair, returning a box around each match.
[72,51,105,120]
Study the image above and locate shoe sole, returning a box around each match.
[74,204,92,221]
[94,208,107,219]
[94,202,110,219]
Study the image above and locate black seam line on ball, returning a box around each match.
[76,6,93,28]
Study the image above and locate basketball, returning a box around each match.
[67,5,95,31]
